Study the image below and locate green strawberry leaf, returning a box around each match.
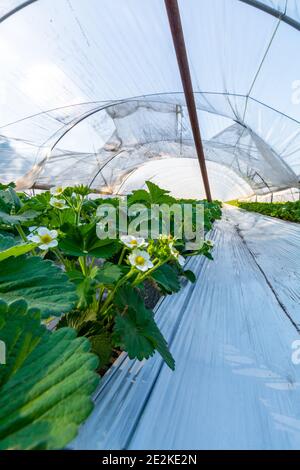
[95,262,123,285]
[0,256,77,317]
[152,263,181,293]
[113,284,175,369]
[0,299,99,450]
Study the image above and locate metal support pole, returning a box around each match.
[164,0,212,201]
[31,183,110,195]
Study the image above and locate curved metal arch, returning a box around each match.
[0,0,38,24]
[238,0,300,31]
[1,0,300,32]
[40,91,300,156]
[89,136,277,196]
[14,90,299,189]
[2,90,299,135]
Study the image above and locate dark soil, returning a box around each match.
[142,279,162,309]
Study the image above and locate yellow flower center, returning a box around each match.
[40,234,52,244]
[135,256,145,266]
[130,239,137,245]
[57,187,63,193]
[55,202,64,208]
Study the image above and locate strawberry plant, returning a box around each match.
[230,200,300,223]
[0,182,221,372]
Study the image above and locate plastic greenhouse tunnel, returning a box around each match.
[0,0,300,459]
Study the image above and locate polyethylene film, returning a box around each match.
[0,0,299,200]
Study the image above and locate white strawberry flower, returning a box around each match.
[169,243,185,267]
[50,197,68,210]
[27,227,58,250]
[121,235,148,249]
[50,185,64,196]
[128,249,153,272]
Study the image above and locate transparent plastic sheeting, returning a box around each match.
[0,1,299,200]
[118,159,253,202]
[244,187,300,202]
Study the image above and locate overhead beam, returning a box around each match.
[164,0,212,202]
[0,0,38,24]
[238,0,300,32]
[31,183,110,195]
[1,0,300,33]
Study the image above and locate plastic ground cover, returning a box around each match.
[71,206,300,450]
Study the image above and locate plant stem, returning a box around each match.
[16,224,37,255]
[16,224,27,242]
[118,246,127,265]
[75,197,84,225]
[100,303,114,318]
[78,256,87,276]
[89,257,95,271]
[75,209,80,226]
[53,248,67,268]
[98,286,105,304]
[98,268,135,316]
[132,257,171,287]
